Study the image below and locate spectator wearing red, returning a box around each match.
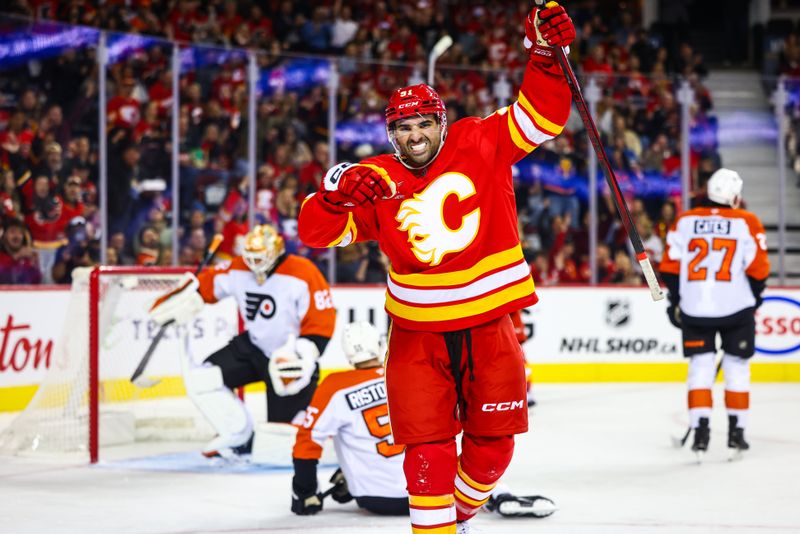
[0,218,41,285]
[107,76,141,131]
[61,174,85,220]
[24,175,69,282]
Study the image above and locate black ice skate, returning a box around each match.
[727,415,749,461]
[485,493,557,518]
[692,417,710,462]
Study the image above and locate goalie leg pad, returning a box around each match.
[184,364,253,454]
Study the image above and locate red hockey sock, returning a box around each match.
[455,434,515,521]
[405,439,458,533]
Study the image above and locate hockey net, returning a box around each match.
[0,266,240,463]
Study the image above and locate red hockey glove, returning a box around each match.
[319,162,396,213]
[524,1,576,64]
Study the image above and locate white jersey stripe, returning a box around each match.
[386,260,530,305]
[512,101,555,146]
[409,504,456,526]
[454,476,493,502]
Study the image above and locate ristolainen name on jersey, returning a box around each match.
[346,381,387,410]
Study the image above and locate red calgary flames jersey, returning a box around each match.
[299,63,570,332]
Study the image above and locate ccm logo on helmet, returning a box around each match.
[482,400,525,412]
[398,101,421,109]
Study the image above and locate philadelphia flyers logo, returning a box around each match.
[395,172,480,266]
[245,292,277,320]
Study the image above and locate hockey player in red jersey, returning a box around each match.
[297,3,574,532]
[149,224,336,457]
[660,169,770,460]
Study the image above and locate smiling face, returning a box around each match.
[390,114,442,168]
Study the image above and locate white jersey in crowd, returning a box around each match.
[661,206,770,318]
[293,367,406,499]
[197,254,336,356]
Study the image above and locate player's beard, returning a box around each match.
[400,133,441,168]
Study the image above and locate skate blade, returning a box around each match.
[693,450,706,464]
[498,497,557,518]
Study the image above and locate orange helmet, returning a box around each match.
[242,224,285,283]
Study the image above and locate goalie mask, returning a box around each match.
[385,84,447,170]
[243,224,285,284]
[342,321,382,367]
[707,168,743,208]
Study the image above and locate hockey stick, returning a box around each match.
[131,233,223,387]
[671,353,724,448]
[534,1,664,301]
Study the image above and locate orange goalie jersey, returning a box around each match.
[299,63,570,332]
[660,206,770,318]
[293,367,406,499]
[196,254,336,355]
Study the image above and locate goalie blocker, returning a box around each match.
[148,224,336,457]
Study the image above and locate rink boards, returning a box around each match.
[1,285,799,411]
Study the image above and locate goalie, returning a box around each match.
[291,322,556,520]
[149,224,336,457]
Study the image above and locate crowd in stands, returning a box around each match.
[0,0,719,286]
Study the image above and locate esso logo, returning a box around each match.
[755,296,800,355]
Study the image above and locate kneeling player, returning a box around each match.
[291,322,556,519]
[149,224,336,457]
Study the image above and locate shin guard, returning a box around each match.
[454,434,515,521]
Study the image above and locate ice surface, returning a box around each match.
[2,383,799,534]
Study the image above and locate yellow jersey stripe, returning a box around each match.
[386,278,534,321]
[326,212,356,247]
[507,108,536,152]
[457,463,496,492]
[518,92,564,135]
[409,494,456,507]
[411,525,455,534]
[389,245,525,287]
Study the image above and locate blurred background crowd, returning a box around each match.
[0,0,789,287]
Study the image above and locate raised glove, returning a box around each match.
[291,491,323,515]
[666,304,682,328]
[148,272,203,325]
[524,1,576,64]
[269,335,320,397]
[329,468,353,504]
[319,162,396,212]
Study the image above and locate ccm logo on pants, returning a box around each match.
[482,400,525,412]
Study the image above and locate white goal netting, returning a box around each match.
[0,267,239,462]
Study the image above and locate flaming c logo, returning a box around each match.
[395,173,480,266]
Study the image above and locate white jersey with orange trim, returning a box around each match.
[293,367,406,499]
[661,206,770,318]
[197,254,336,356]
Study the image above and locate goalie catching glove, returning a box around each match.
[524,1,576,64]
[149,272,204,325]
[269,334,320,397]
[319,162,397,213]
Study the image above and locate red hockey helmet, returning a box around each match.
[385,84,447,169]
